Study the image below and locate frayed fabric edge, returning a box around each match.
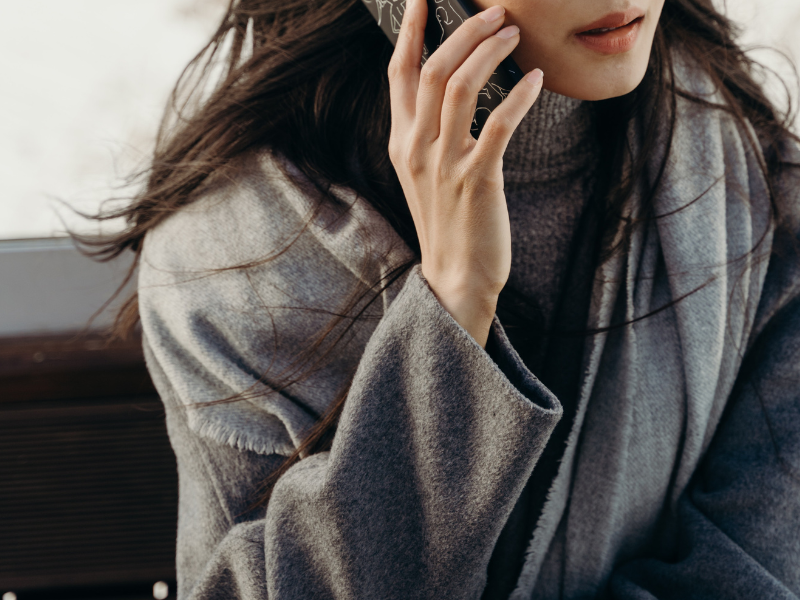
[189,414,296,458]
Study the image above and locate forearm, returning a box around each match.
[263,266,561,598]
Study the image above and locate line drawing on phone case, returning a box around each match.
[361,0,523,138]
[373,0,405,33]
[435,7,453,45]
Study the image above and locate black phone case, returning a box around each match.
[361,0,524,139]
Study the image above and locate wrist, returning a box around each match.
[426,278,498,348]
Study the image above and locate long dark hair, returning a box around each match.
[76,0,799,507]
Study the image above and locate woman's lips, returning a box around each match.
[574,10,645,55]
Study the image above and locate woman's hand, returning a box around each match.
[387,0,544,348]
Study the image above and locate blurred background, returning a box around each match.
[0,2,227,600]
[0,0,798,599]
[2,0,799,242]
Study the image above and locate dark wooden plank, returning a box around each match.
[0,331,156,402]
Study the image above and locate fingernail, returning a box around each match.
[495,25,519,39]
[525,68,543,86]
[481,5,505,22]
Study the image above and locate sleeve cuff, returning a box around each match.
[406,264,562,418]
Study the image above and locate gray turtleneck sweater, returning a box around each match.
[503,89,599,333]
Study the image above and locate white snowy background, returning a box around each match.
[1,0,798,239]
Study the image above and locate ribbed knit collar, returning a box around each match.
[502,89,597,184]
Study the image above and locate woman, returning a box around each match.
[84,0,800,597]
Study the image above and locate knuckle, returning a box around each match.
[498,113,516,133]
[483,113,513,139]
[389,134,426,177]
[387,56,403,81]
[467,15,494,39]
[419,62,444,89]
[462,169,499,200]
[388,136,401,163]
[404,138,428,175]
[461,167,484,192]
[445,74,472,105]
[403,148,426,176]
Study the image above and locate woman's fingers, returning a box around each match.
[438,24,521,147]
[413,6,508,143]
[472,68,544,164]
[384,3,533,346]
[387,0,427,128]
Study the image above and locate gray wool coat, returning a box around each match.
[138,57,800,599]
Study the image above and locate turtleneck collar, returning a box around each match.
[502,89,597,184]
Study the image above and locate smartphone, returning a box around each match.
[361,0,524,139]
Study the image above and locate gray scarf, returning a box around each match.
[511,55,774,597]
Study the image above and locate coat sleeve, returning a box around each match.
[138,155,562,600]
[608,290,800,599]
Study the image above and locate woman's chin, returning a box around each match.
[541,66,648,101]
[513,45,652,101]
